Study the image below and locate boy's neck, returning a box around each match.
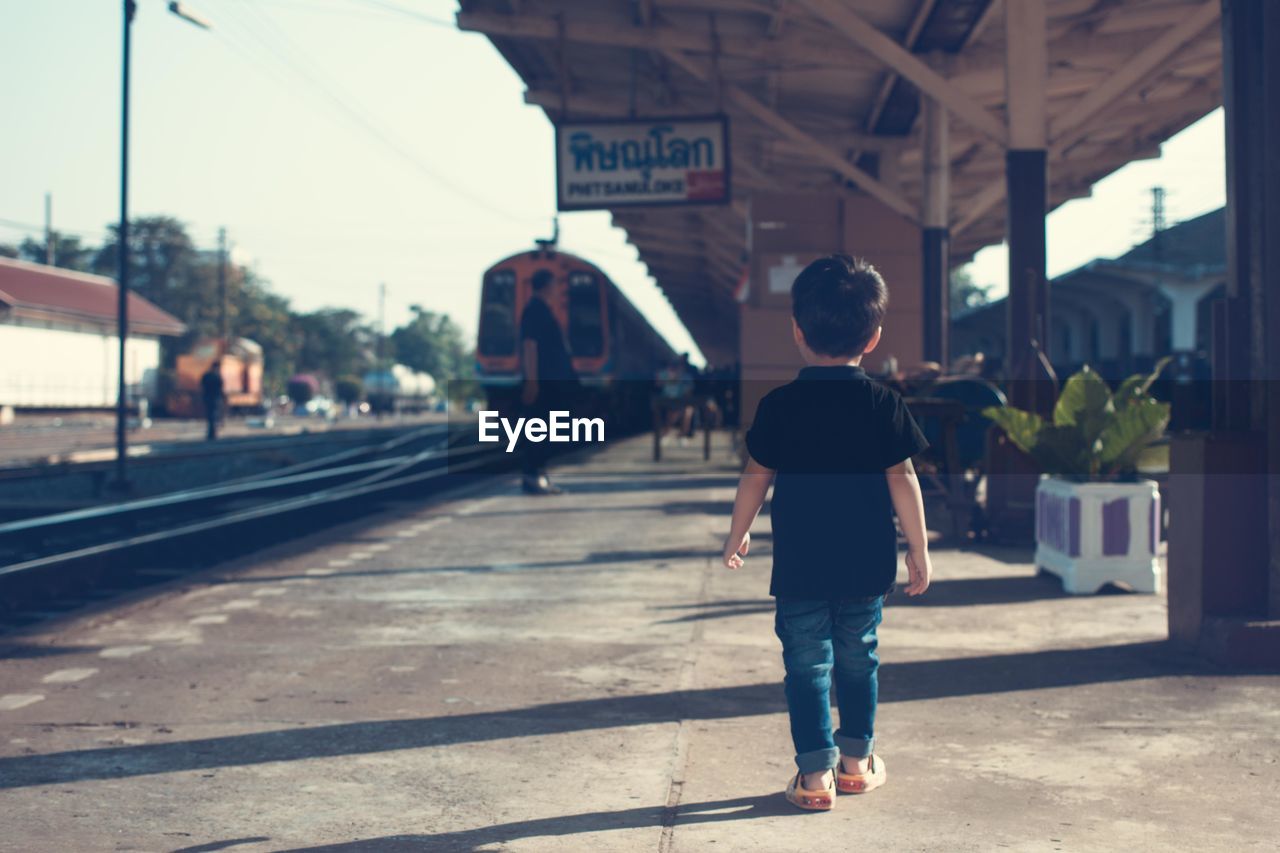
[803,354,864,367]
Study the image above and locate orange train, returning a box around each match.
[164,337,264,417]
[475,244,675,425]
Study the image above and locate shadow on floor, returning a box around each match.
[217,546,719,584]
[653,603,776,624]
[0,640,1208,790]
[660,500,735,516]
[0,643,105,661]
[551,476,736,494]
[260,794,790,853]
[886,572,1070,607]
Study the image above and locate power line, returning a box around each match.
[339,0,455,27]
[212,0,543,227]
[0,216,110,241]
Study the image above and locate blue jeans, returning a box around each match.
[774,595,884,774]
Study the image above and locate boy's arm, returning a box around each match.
[723,456,775,569]
[886,457,932,595]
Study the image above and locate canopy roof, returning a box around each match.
[459,0,1223,364]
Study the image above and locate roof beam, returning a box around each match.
[792,0,1008,146]
[455,10,880,71]
[1048,1,1220,149]
[661,48,918,221]
[862,0,938,133]
[767,0,791,38]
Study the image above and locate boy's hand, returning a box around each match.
[722,532,750,570]
[904,548,932,596]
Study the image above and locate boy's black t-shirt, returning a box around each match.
[744,364,929,599]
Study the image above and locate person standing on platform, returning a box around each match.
[200,360,225,441]
[519,269,578,495]
[721,254,933,811]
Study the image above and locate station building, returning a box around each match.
[0,257,186,410]
[459,0,1279,664]
[952,208,1225,380]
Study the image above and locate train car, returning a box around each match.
[164,337,264,418]
[363,364,437,414]
[476,243,675,429]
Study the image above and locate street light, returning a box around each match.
[168,2,213,29]
[112,0,213,491]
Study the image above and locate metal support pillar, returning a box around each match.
[922,92,950,366]
[1264,0,1280,623]
[1003,0,1050,414]
[1168,0,1280,665]
[1220,0,1280,622]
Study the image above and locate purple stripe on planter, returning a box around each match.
[1068,497,1081,557]
[1102,497,1130,556]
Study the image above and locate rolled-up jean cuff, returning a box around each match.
[795,747,839,774]
[835,734,874,758]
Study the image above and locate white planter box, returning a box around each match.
[1035,476,1161,594]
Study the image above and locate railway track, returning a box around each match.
[0,422,514,635]
[0,419,455,517]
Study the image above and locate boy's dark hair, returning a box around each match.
[531,269,554,292]
[791,254,888,357]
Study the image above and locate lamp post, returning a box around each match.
[112,0,212,491]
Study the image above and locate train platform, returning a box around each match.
[0,434,1276,852]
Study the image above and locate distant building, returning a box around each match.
[0,257,186,409]
[952,208,1225,381]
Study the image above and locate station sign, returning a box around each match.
[555,115,731,210]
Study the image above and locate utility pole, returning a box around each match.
[1150,186,1167,255]
[111,0,212,491]
[377,282,387,367]
[1150,186,1167,235]
[112,0,136,492]
[44,193,54,265]
[218,227,228,343]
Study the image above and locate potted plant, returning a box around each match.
[982,359,1170,594]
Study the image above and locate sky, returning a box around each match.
[1,0,1226,366]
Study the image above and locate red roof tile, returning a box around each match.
[0,257,186,337]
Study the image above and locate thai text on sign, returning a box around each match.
[555,116,730,210]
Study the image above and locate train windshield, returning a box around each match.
[567,271,604,357]
[478,269,517,356]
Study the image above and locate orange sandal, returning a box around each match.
[784,770,835,811]
[836,753,886,794]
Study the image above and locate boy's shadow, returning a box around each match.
[259,793,794,852]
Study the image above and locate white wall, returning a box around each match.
[0,317,161,408]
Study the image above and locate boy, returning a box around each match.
[722,254,932,811]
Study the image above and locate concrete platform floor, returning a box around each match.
[1,435,1277,852]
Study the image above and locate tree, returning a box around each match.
[295,308,377,383]
[0,244,16,259]
[389,304,476,400]
[951,265,994,316]
[232,272,297,396]
[93,216,201,309]
[19,232,94,271]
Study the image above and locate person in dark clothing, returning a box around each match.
[722,254,932,811]
[200,360,225,441]
[519,269,578,494]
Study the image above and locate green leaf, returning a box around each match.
[981,406,1043,456]
[1115,356,1172,406]
[1052,365,1113,446]
[1033,424,1095,477]
[1098,398,1171,476]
